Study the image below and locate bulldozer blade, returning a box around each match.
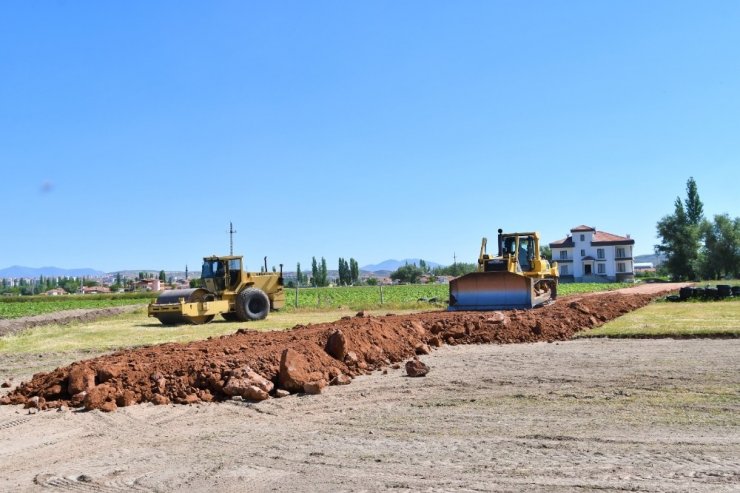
[448,271,551,311]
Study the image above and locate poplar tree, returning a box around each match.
[656,177,704,280]
[311,257,319,287]
[350,258,359,284]
[320,257,328,287]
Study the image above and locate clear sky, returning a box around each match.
[1,1,738,273]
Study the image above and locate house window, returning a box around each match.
[617,262,626,273]
[597,248,605,259]
[616,247,625,258]
[597,264,605,274]
[580,249,585,257]
[580,234,585,241]
[559,250,568,260]
[561,265,568,275]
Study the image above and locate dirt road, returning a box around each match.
[0,338,737,492]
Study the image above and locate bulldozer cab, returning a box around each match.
[500,233,536,272]
[516,235,535,271]
[201,256,243,294]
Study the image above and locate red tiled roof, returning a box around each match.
[549,236,574,247]
[550,229,634,247]
[570,225,595,232]
[592,231,633,245]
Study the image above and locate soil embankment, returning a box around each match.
[2,290,669,411]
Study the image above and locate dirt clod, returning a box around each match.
[325,329,348,360]
[406,358,430,377]
[67,365,96,396]
[303,379,328,395]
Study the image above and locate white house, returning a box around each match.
[549,225,635,282]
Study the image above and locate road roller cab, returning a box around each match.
[148,254,285,325]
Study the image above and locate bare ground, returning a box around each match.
[0,338,738,492]
[2,283,737,492]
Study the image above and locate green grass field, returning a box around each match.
[0,307,425,354]
[578,298,740,338]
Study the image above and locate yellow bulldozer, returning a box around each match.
[148,255,285,325]
[448,229,559,311]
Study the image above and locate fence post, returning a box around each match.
[295,284,298,308]
[379,284,384,305]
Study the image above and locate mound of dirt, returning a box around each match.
[2,293,657,411]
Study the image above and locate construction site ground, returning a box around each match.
[1,283,738,492]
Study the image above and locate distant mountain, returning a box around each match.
[0,265,106,278]
[361,259,443,273]
[634,253,666,266]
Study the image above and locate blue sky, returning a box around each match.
[1,1,738,272]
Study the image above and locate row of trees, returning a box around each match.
[337,258,360,286]
[290,257,478,287]
[390,260,477,284]
[0,276,101,296]
[0,269,177,296]
[293,257,362,287]
[656,177,740,280]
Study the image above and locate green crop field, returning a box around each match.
[0,294,154,319]
[281,282,631,311]
[0,282,631,320]
[0,299,149,319]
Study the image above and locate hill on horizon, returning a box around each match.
[361,259,443,273]
[0,265,107,278]
[634,253,666,266]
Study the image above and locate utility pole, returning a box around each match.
[228,221,237,255]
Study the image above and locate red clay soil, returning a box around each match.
[2,293,660,412]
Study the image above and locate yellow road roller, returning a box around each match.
[148,255,285,325]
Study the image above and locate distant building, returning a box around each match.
[44,288,67,296]
[634,262,655,273]
[550,225,635,282]
[135,279,162,291]
[80,286,111,294]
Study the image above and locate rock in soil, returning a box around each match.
[406,358,430,377]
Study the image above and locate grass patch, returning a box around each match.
[577,299,740,338]
[0,307,425,354]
